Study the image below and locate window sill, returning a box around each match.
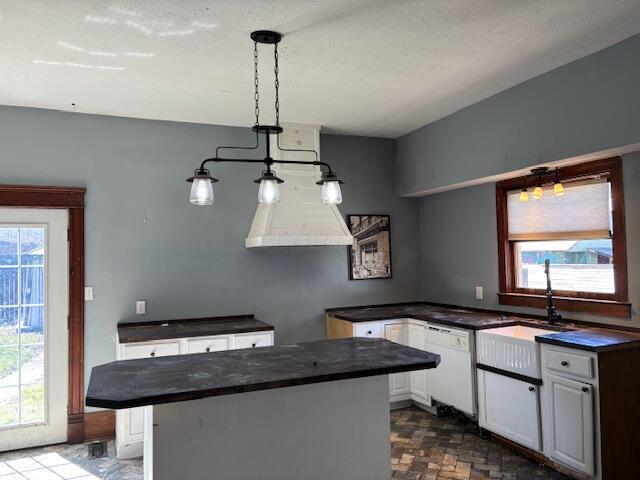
[498,293,631,318]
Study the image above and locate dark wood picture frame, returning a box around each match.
[0,185,86,443]
[347,214,392,281]
[495,157,630,318]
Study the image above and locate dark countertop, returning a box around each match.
[326,302,640,352]
[326,303,522,330]
[118,315,273,343]
[86,338,440,409]
[536,328,640,352]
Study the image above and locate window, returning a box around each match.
[496,158,630,317]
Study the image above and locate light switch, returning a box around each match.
[84,287,94,301]
[136,300,146,315]
[475,286,483,300]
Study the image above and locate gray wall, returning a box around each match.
[419,153,640,328]
[0,105,420,390]
[396,34,640,196]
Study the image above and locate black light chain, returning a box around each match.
[254,41,259,126]
[274,43,280,126]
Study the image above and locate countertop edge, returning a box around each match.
[85,357,440,409]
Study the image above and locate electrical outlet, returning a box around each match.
[136,300,146,315]
[84,287,94,301]
[475,286,483,300]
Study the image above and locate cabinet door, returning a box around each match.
[477,370,541,451]
[407,324,428,401]
[384,323,410,397]
[117,341,180,459]
[543,373,594,476]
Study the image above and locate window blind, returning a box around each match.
[507,179,611,241]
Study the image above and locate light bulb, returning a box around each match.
[554,182,564,196]
[519,189,529,202]
[258,178,280,204]
[533,186,543,199]
[190,177,214,205]
[321,180,343,204]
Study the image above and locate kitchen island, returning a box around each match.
[86,337,440,480]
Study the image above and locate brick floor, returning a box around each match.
[0,407,569,479]
[391,406,569,480]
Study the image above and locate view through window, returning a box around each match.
[0,227,45,428]
[515,239,614,293]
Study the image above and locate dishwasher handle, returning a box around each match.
[428,325,450,334]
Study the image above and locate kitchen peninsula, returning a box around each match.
[86,338,440,480]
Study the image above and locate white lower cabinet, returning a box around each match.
[384,323,411,399]
[116,341,180,459]
[407,323,429,404]
[543,358,596,475]
[116,330,274,459]
[477,369,541,451]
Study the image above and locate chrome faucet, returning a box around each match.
[544,259,562,325]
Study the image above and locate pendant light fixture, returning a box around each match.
[518,166,567,202]
[186,30,344,206]
[519,176,529,202]
[553,167,565,196]
[531,167,545,199]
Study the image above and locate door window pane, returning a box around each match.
[20,384,44,424]
[20,345,44,384]
[20,228,44,266]
[0,229,18,266]
[0,386,19,427]
[0,308,19,344]
[21,266,44,306]
[0,346,19,381]
[0,268,18,306]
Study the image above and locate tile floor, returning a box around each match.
[391,407,568,479]
[0,441,141,480]
[0,407,568,480]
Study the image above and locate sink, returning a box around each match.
[476,326,556,379]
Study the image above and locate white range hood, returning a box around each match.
[245,124,353,248]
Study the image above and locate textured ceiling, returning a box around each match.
[1,1,639,137]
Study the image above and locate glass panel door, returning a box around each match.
[0,226,46,428]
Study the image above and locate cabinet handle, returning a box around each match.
[252,343,256,348]
[205,347,210,352]
[561,361,569,366]
[528,386,535,392]
[150,352,155,357]
[582,386,589,393]
[367,330,372,335]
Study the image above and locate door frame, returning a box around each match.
[0,185,86,443]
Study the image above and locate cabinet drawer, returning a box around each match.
[122,341,179,359]
[185,335,229,354]
[233,332,273,350]
[354,323,384,338]
[544,349,593,379]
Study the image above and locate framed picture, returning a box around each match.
[347,215,392,280]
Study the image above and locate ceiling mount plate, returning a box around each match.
[252,124,283,134]
[250,30,282,44]
[530,167,550,175]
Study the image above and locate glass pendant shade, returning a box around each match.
[321,180,343,205]
[519,189,529,202]
[190,178,214,205]
[533,185,543,199]
[554,182,565,196]
[258,178,281,204]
